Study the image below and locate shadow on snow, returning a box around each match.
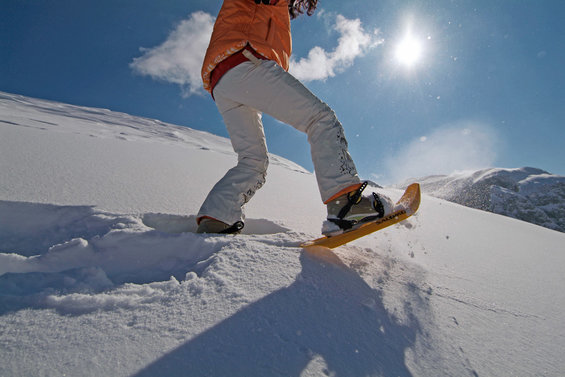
[134,249,423,377]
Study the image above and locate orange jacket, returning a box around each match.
[201,0,292,93]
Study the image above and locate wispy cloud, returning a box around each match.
[130,11,214,97]
[289,14,383,82]
[383,122,499,184]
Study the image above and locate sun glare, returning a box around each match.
[395,34,423,67]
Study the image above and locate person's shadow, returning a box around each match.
[134,248,425,377]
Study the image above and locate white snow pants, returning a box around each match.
[197,57,360,225]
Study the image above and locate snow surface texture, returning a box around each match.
[1,91,564,376]
[401,167,565,233]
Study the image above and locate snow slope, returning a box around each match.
[1,91,564,376]
[402,168,565,233]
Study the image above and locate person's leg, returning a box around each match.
[212,60,361,203]
[196,91,268,226]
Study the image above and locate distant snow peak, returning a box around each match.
[406,167,565,233]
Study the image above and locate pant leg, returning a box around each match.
[197,91,268,225]
[212,60,360,202]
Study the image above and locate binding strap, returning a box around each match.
[372,192,385,218]
[336,181,368,220]
[220,221,245,234]
[328,218,355,231]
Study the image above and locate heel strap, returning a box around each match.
[336,181,368,220]
[220,221,245,234]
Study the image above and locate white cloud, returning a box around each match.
[130,11,214,97]
[290,15,382,82]
[130,12,381,94]
[383,122,499,184]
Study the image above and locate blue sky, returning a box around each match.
[2,0,564,183]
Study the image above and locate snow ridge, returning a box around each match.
[402,167,565,233]
[0,91,309,174]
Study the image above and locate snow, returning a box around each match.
[1,91,564,376]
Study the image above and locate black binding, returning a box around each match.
[219,221,245,234]
[336,181,368,220]
[329,181,386,231]
[372,192,385,218]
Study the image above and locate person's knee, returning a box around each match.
[304,103,338,135]
[239,155,269,175]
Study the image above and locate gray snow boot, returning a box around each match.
[323,182,395,235]
[196,218,244,234]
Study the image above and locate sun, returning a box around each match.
[395,34,423,67]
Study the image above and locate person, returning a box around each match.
[196,0,394,234]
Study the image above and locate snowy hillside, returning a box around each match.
[401,168,565,233]
[1,91,564,377]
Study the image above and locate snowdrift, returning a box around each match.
[1,92,564,376]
